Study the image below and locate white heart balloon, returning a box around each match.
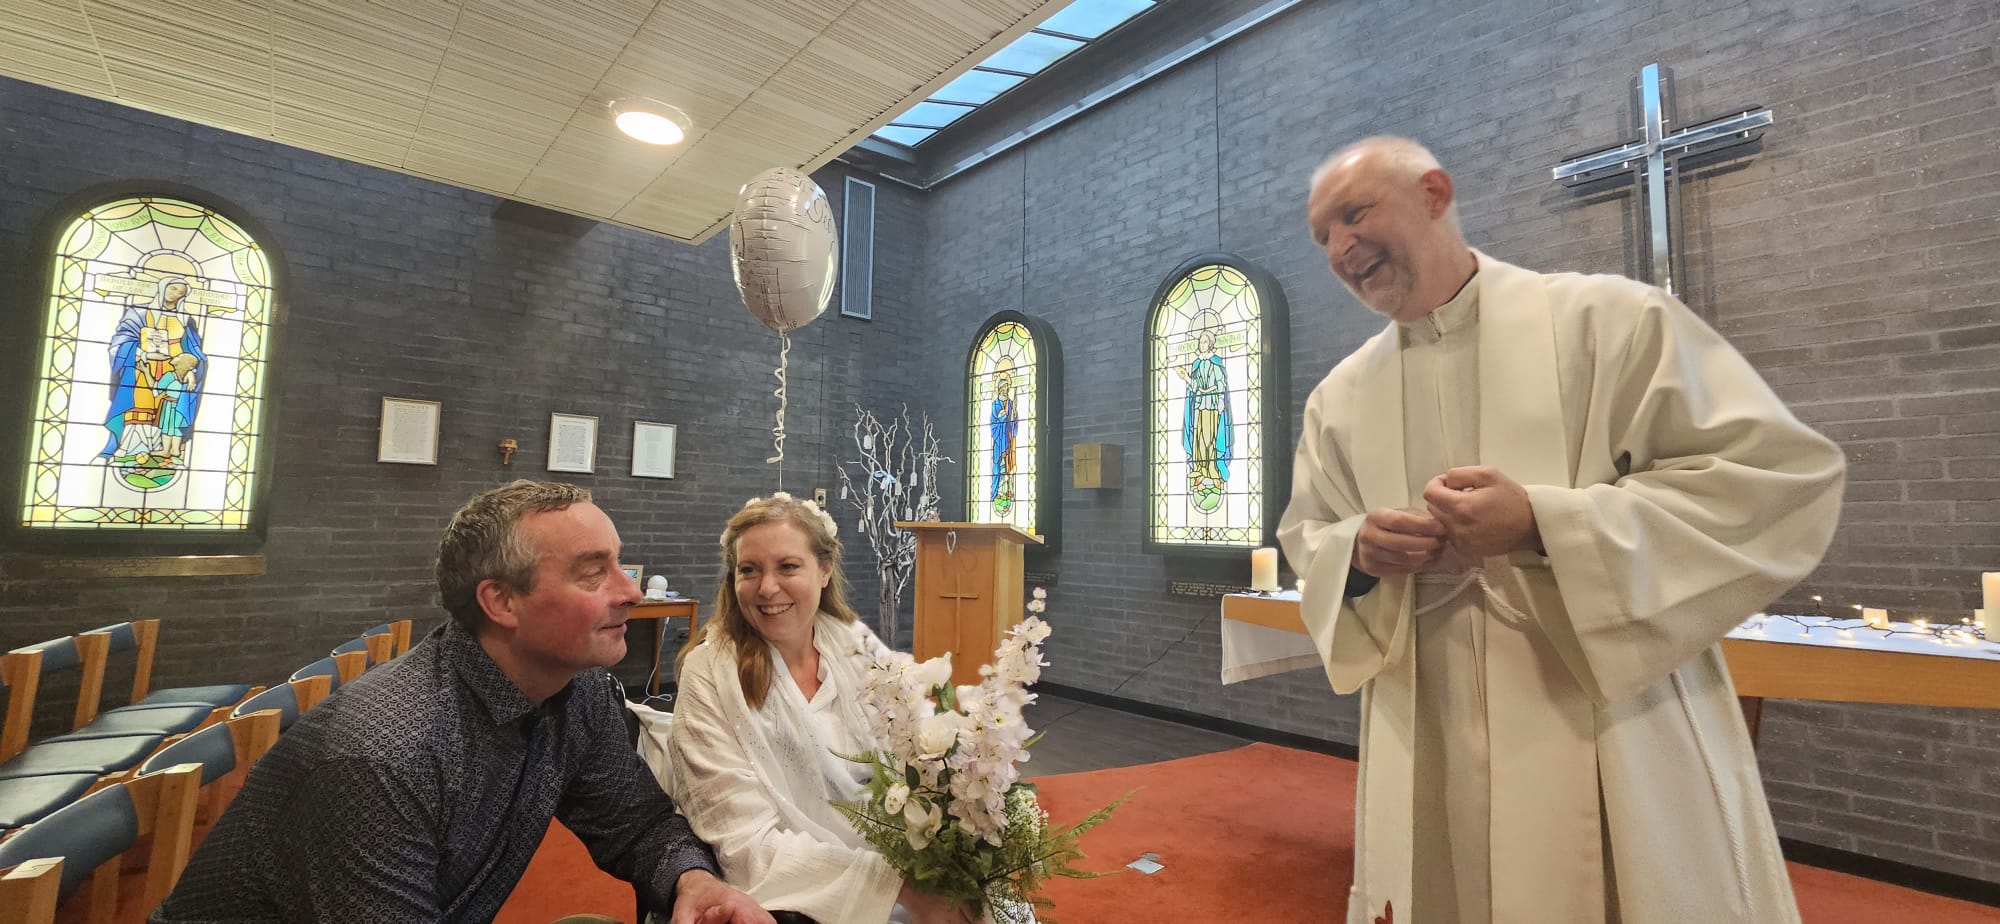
[730,167,838,334]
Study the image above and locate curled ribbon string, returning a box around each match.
[766,330,791,484]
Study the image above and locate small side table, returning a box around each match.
[629,599,700,697]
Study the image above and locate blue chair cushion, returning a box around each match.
[135,683,251,708]
[54,704,212,741]
[0,773,98,829]
[0,734,164,780]
[137,723,236,785]
[290,657,341,691]
[0,782,140,900]
[231,685,301,729]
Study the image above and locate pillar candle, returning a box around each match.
[1251,547,1279,592]
[1976,609,1987,629]
[1861,607,1888,629]
[1984,573,2000,622]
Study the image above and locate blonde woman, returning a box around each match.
[647,493,974,924]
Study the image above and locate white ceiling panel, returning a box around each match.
[0,0,1067,242]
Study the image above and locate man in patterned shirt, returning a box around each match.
[155,481,773,924]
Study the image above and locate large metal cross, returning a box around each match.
[1552,63,1773,296]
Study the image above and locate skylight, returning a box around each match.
[870,0,1156,147]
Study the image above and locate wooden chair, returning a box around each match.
[85,620,257,712]
[0,762,201,924]
[2,635,111,762]
[288,652,366,692]
[0,637,166,834]
[0,638,166,788]
[331,634,393,670]
[136,709,280,823]
[364,619,414,658]
[229,675,332,730]
[7,629,220,749]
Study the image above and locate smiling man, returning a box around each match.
[155,480,773,924]
[1280,137,1845,924]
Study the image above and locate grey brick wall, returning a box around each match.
[0,79,916,711]
[914,0,2000,884]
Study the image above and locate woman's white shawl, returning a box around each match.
[640,614,903,924]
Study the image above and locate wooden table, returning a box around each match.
[630,598,699,696]
[1218,595,2000,736]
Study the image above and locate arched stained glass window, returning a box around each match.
[18,194,277,534]
[964,311,1061,547]
[1144,256,1288,555]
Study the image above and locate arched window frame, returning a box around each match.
[1142,253,1290,558]
[5,182,286,552]
[962,310,1062,551]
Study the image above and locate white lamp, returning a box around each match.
[611,98,689,145]
[645,574,670,601]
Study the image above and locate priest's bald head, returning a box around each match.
[1307,136,1477,324]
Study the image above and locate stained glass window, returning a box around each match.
[1145,258,1287,554]
[19,196,274,532]
[964,312,1061,545]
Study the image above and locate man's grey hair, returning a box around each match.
[1311,135,1462,234]
[435,480,591,631]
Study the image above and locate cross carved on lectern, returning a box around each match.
[940,535,980,625]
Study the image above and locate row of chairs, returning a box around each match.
[0,620,415,922]
[0,620,261,833]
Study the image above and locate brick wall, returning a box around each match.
[913,0,2000,884]
[0,78,917,710]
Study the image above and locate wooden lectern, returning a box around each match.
[896,521,1043,687]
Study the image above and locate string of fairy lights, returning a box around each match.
[1742,595,1989,649]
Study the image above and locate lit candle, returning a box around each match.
[1861,607,1889,629]
[1985,573,2000,621]
[1251,547,1280,592]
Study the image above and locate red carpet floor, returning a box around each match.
[494,743,2000,924]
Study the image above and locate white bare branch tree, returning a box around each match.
[837,404,949,648]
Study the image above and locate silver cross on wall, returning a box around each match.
[1552,63,1773,296]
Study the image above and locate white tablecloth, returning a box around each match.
[1218,591,1320,684]
[1217,595,1999,686]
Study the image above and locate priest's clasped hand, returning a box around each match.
[1422,466,1543,559]
[1351,506,1448,576]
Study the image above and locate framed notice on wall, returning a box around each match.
[547,413,598,474]
[378,397,440,465]
[632,421,678,479]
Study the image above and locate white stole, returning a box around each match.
[1344,251,1605,922]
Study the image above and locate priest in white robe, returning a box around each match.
[1278,136,1845,924]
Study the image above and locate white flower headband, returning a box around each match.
[724,491,839,545]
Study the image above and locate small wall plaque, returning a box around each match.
[1166,579,1243,598]
[1073,442,1123,489]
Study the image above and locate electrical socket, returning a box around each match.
[813,487,828,506]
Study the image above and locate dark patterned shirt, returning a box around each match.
[153,621,718,923]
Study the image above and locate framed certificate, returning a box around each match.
[547,413,598,474]
[632,421,678,479]
[377,397,440,465]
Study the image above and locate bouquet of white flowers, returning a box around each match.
[833,589,1123,924]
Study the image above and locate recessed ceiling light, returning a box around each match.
[610,98,689,145]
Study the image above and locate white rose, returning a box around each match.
[883,780,910,814]
[912,655,953,690]
[903,798,944,850]
[917,714,961,760]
